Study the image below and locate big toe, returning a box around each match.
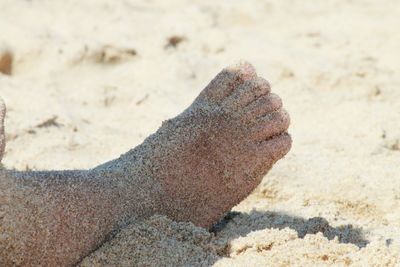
[196,61,257,104]
[224,77,271,110]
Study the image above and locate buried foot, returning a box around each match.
[0,61,291,266]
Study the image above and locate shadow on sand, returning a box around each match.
[211,210,368,249]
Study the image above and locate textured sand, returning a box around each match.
[1,0,400,266]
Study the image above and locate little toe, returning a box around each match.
[243,93,282,121]
[253,132,292,166]
[250,109,290,141]
[196,61,257,104]
[224,77,271,110]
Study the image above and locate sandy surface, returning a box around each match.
[1,0,400,266]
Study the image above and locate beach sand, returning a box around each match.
[1,0,400,265]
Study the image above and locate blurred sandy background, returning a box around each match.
[1,0,400,266]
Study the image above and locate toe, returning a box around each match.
[253,132,292,165]
[243,93,282,121]
[224,77,271,110]
[224,61,257,82]
[196,61,257,104]
[250,109,290,141]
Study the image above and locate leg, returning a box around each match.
[0,169,161,266]
[0,62,291,266]
[0,97,5,162]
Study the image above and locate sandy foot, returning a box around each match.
[117,61,292,228]
[0,62,290,266]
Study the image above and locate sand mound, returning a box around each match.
[80,213,400,266]
[79,215,220,267]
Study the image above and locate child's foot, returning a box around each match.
[108,61,291,228]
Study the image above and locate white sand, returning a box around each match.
[1,0,400,265]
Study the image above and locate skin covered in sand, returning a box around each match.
[0,98,5,162]
[0,62,291,266]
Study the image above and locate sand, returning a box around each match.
[1,0,400,266]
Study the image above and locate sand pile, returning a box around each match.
[80,215,221,267]
[1,0,400,265]
[80,213,400,266]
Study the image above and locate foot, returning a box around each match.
[111,61,291,228]
[1,61,291,266]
